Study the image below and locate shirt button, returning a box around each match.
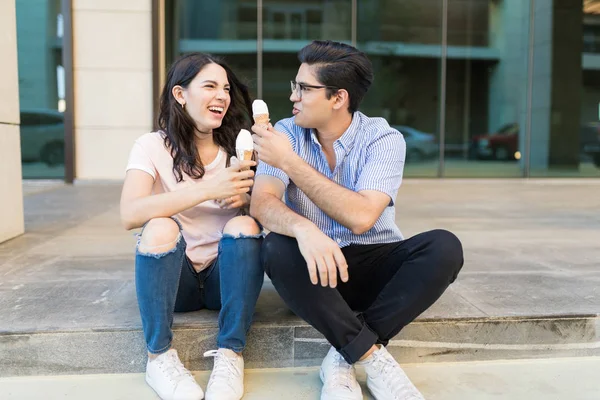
[336,238,341,243]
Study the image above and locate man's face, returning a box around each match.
[290,63,336,129]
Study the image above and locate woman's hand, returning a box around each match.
[202,158,256,200]
[215,193,250,209]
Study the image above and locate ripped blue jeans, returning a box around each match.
[135,218,264,354]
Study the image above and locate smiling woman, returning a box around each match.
[120,53,264,400]
[157,53,253,181]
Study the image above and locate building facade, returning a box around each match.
[2,0,600,241]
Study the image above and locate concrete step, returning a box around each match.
[2,357,600,399]
[3,182,600,378]
[2,310,599,377]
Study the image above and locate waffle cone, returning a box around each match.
[253,113,270,126]
[236,149,254,170]
[237,149,254,161]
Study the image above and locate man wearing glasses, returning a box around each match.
[250,40,463,400]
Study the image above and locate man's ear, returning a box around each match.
[172,85,186,107]
[332,89,350,111]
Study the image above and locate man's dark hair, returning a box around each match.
[298,40,373,113]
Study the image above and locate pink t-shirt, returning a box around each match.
[126,131,239,271]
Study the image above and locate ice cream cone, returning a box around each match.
[236,128,254,171]
[253,113,270,127]
[252,100,270,127]
[236,149,254,162]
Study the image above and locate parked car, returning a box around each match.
[469,123,519,161]
[469,122,600,164]
[19,109,65,166]
[582,124,600,168]
[393,125,438,162]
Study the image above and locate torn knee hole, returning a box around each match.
[136,233,182,257]
[222,232,265,240]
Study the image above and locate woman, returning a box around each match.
[120,53,264,400]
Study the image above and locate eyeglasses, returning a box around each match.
[290,80,339,99]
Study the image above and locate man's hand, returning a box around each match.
[252,124,297,171]
[294,223,349,288]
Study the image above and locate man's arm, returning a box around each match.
[252,125,403,235]
[250,175,349,288]
[249,175,313,238]
[285,153,390,235]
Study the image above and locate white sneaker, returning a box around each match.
[320,346,362,400]
[145,349,204,400]
[358,346,424,400]
[204,348,244,400]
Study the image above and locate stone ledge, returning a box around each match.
[1,315,598,377]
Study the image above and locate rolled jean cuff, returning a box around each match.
[338,323,378,364]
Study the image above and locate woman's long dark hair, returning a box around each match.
[157,53,253,182]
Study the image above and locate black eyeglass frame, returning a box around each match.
[290,80,339,97]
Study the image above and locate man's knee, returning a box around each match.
[431,229,464,277]
[262,233,302,277]
[223,216,261,237]
[138,218,181,254]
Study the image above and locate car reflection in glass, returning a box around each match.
[20,109,65,166]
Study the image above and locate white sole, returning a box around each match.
[319,367,362,400]
[145,373,205,400]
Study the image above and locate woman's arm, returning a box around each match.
[120,161,255,230]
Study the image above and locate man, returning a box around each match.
[250,40,463,400]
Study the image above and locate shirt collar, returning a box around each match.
[306,112,361,152]
[336,112,360,153]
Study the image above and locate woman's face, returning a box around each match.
[176,62,231,133]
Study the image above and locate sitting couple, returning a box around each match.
[120,40,463,400]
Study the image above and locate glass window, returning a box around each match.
[164,0,600,179]
[16,0,65,178]
[169,0,258,98]
[262,0,352,123]
[442,0,531,177]
[358,0,442,177]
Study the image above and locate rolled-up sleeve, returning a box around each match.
[255,120,298,188]
[355,130,405,206]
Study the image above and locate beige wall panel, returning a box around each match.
[74,69,152,129]
[0,124,24,242]
[0,0,20,124]
[73,0,151,12]
[74,10,151,70]
[72,1,153,180]
[76,128,147,180]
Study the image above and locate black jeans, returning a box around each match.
[262,229,464,364]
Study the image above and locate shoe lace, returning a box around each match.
[371,352,422,400]
[329,352,356,391]
[204,350,241,388]
[158,351,194,383]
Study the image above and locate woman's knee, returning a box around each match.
[138,218,181,254]
[223,216,261,237]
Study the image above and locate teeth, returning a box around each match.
[208,106,224,113]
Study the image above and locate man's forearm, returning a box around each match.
[283,154,372,234]
[250,191,316,238]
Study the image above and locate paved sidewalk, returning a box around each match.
[1,357,599,399]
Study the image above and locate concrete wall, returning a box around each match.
[0,0,25,243]
[72,0,153,179]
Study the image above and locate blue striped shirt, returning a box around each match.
[256,111,406,247]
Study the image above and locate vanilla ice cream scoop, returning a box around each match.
[236,129,254,165]
[252,99,270,127]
